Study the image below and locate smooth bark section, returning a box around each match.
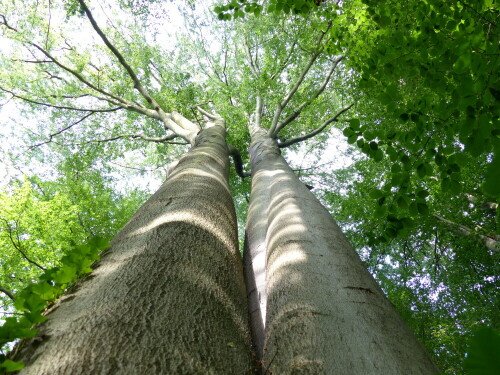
[244,125,276,361]
[15,124,254,374]
[248,136,439,374]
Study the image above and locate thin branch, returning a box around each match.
[30,43,131,106]
[268,41,297,81]
[268,24,332,136]
[0,14,18,31]
[197,106,219,121]
[81,132,181,144]
[107,160,164,172]
[273,56,344,135]
[434,214,499,252]
[0,218,47,271]
[278,103,354,148]
[246,38,260,77]
[0,86,121,113]
[45,0,52,50]
[77,0,158,109]
[27,111,120,150]
[0,285,15,301]
[12,58,54,64]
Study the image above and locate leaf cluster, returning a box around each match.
[0,237,109,373]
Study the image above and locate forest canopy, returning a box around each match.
[0,0,499,373]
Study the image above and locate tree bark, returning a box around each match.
[246,131,439,374]
[15,121,255,374]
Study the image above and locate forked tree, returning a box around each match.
[0,0,438,373]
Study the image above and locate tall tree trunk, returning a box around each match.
[246,130,439,374]
[15,121,255,374]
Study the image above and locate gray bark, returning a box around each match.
[247,132,439,374]
[244,126,276,360]
[15,121,255,374]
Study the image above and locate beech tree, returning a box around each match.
[0,0,498,374]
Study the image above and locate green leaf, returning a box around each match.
[373,149,384,162]
[349,118,361,130]
[369,189,384,199]
[53,266,78,284]
[343,127,354,137]
[464,327,500,375]
[0,359,25,372]
[482,154,500,198]
[347,134,358,144]
[397,195,409,209]
[416,189,429,198]
[409,201,418,216]
[374,206,387,218]
[417,202,429,215]
[416,162,427,178]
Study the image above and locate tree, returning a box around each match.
[0,0,497,373]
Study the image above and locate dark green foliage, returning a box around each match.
[464,327,500,375]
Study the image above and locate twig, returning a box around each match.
[278,103,354,148]
[0,285,15,301]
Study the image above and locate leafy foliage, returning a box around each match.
[0,237,109,373]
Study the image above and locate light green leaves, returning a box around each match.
[0,237,108,372]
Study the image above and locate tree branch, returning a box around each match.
[28,111,105,150]
[0,13,18,31]
[0,285,15,301]
[81,132,181,145]
[268,24,332,137]
[77,0,158,109]
[277,103,354,148]
[0,218,47,271]
[268,41,297,82]
[273,57,343,135]
[246,38,260,77]
[1,86,121,113]
[434,214,499,252]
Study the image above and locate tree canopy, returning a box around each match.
[0,0,499,373]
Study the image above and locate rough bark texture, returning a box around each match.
[247,133,439,374]
[15,123,254,374]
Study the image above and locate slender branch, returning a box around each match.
[81,132,181,144]
[108,160,163,172]
[434,214,499,252]
[0,285,15,301]
[0,218,47,270]
[197,106,219,121]
[28,111,103,150]
[278,103,354,148]
[246,38,259,77]
[0,13,18,31]
[30,43,133,107]
[0,86,121,113]
[273,57,343,135]
[12,59,54,64]
[268,24,332,136]
[77,0,158,109]
[268,41,297,82]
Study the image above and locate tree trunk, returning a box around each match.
[15,122,255,374]
[246,132,439,374]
